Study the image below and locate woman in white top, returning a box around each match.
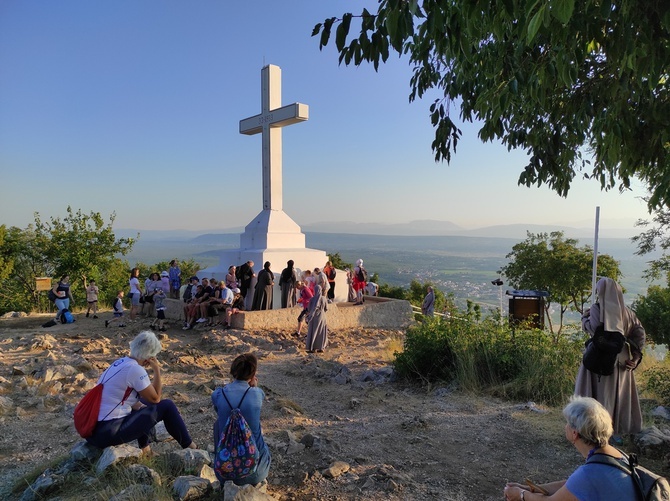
[85,331,196,453]
[129,267,142,321]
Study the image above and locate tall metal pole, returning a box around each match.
[499,286,503,327]
[591,206,600,305]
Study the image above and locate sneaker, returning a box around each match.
[182,325,190,330]
[93,315,98,319]
[119,323,126,327]
[196,318,206,323]
[105,320,109,328]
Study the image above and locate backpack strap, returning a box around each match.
[587,451,645,501]
[222,386,252,410]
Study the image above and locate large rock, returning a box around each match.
[126,464,162,486]
[223,482,277,500]
[96,444,142,475]
[166,448,212,475]
[19,471,63,501]
[321,460,350,479]
[173,475,212,500]
[70,441,102,462]
[635,426,670,459]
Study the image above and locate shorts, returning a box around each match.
[298,308,309,322]
[113,312,124,318]
[129,293,140,306]
[156,309,166,320]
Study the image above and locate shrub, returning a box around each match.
[393,319,457,383]
[393,313,583,406]
[641,365,670,406]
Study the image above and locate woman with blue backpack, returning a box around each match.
[50,274,74,318]
[212,353,271,486]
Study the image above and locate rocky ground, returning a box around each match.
[0,312,662,500]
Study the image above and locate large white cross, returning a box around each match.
[239,64,309,211]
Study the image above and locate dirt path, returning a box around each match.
[0,313,583,500]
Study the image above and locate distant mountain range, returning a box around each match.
[116,219,638,241]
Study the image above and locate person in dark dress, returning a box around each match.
[279,260,297,308]
[251,261,274,310]
[238,261,255,300]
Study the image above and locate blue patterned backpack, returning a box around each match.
[213,387,258,481]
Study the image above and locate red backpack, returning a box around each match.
[73,366,131,438]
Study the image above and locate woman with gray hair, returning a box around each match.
[85,330,196,453]
[504,396,636,500]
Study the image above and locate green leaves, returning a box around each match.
[335,13,352,51]
[550,0,575,24]
[526,4,546,43]
[315,1,670,211]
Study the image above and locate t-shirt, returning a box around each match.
[113,297,124,313]
[129,277,141,295]
[86,285,99,302]
[97,357,151,420]
[565,461,637,500]
[220,287,234,305]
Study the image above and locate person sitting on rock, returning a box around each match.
[212,353,271,486]
[85,330,197,454]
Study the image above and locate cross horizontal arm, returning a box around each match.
[239,103,309,135]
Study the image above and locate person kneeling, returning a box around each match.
[86,330,197,454]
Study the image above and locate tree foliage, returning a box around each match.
[314,1,670,210]
[0,208,136,313]
[500,231,621,334]
[632,279,670,344]
[632,205,670,280]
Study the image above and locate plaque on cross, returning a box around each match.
[239,64,309,211]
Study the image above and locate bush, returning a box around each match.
[393,313,583,406]
[641,365,670,406]
[394,319,457,382]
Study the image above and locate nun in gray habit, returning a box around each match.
[305,284,328,353]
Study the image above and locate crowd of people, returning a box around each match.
[67,263,661,498]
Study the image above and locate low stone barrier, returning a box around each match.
[162,297,414,330]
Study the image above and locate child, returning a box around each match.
[105,290,126,328]
[84,277,99,318]
[295,281,313,336]
[151,288,167,332]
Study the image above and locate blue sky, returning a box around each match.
[0,1,651,235]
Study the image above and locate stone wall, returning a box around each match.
[162,297,414,331]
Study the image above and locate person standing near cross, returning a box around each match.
[239,64,308,212]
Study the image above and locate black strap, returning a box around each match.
[587,452,645,501]
[222,386,252,410]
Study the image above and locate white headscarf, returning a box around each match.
[356,259,363,267]
[596,277,626,333]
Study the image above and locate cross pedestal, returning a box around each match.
[199,65,330,304]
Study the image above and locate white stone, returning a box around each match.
[321,460,350,479]
[95,443,142,475]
